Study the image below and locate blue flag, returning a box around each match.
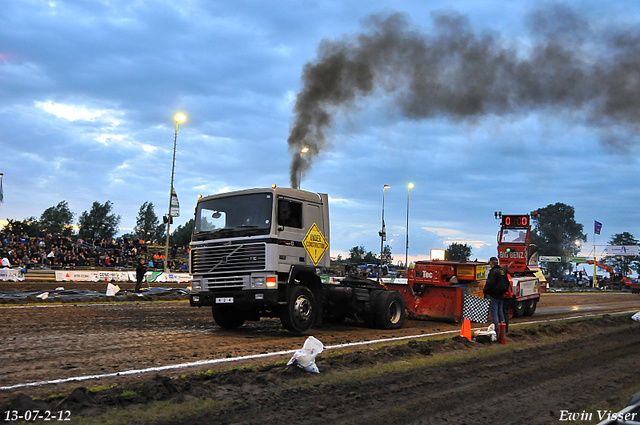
[594,220,602,235]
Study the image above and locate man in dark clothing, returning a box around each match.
[135,258,147,293]
[484,256,508,332]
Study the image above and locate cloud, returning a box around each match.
[35,100,122,124]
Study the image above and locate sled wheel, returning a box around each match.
[212,304,246,329]
[373,291,406,330]
[523,299,537,316]
[280,286,317,333]
[512,300,525,318]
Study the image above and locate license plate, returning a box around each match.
[215,297,233,304]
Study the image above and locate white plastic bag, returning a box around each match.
[287,336,324,373]
[474,323,497,342]
[106,283,120,296]
[632,312,640,322]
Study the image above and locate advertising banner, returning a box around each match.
[0,268,25,282]
[56,270,191,283]
[146,271,192,283]
[56,271,96,282]
[170,189,180,217]
[605,246,640,256]
[540,256,561,262]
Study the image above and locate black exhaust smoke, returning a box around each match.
[288,6,640,188]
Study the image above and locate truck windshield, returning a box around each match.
[193,193,273,240]
[500,229,527,243]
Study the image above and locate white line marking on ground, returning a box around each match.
[1,310,636,391]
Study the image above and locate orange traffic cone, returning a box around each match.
[498,323,506,345]
[460,318,471,341]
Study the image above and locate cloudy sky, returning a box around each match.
[2,0,640,265]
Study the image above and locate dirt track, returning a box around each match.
[1,292,639,424]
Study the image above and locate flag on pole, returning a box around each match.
[170,189,180,217]
[0,173,4,203]
[594,220,602,235]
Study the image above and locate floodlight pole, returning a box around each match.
[379,185,390,283]
[164,114,185,272]
[405,183,413,271]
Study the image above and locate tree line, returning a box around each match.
[1,200,194,248]
[3,200,638,277]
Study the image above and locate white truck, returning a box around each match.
[189,187,405,332]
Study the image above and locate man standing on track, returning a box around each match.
[135,257,147,293]
[484,256,509,338]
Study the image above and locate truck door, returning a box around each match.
[277,198,305,270]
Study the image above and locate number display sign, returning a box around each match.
[501,215,529,228]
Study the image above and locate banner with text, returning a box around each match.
[55,270,192,283]
[605,246,640,256]
[0,268,25,282]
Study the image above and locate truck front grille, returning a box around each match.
[191,242,266,278]
[203,276,246,290]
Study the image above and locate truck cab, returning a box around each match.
[189,187,330,332]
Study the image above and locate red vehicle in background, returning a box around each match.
[495,212,545,317]
[384,212,544,322]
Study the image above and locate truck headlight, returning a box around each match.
[251,277,266,288]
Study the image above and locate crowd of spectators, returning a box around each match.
[0,231,189,272]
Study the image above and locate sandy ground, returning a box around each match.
[0,292,639,424]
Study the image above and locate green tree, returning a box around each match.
[347,245,379,264]
[40,201,75,237]
[531,203,587,278]
[77,201,121,241]
[170,219,194,248]
[602,232,639,276]
[363,250,378,264]
[446,242,472,262]
[2,217,39,236]
[134,201,164,243]
[381,244,393,265]
[348,245,366,263]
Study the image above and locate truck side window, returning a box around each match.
[278,200,302,229]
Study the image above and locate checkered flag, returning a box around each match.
[463,295,490,323]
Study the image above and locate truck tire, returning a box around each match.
[373,290,406,330]
[212,304,246,329]
[512,300,525,318]
[523,299,537,316]
[280,286,317,333]
[364,290,383,328]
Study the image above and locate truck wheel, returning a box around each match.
[280,286,317,333]
[512,300,525,318]
[212,304,246,329]
[523,299,537,316]
[373,291,406,330]
[364,290,383,327]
